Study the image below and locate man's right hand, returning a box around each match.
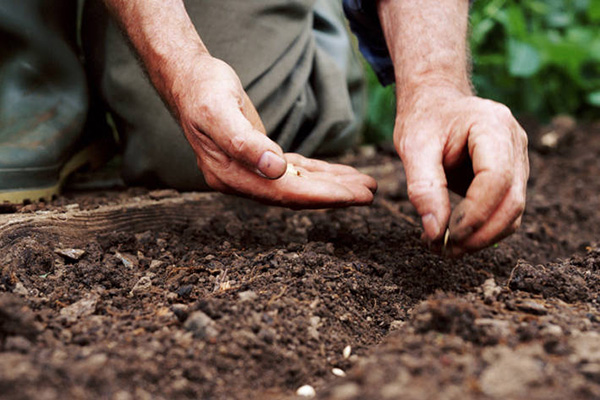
[104,0,375,209]
[171,55,377,209]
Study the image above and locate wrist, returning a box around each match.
[396,84,471,115]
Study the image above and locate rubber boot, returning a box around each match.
[0,1,103,203]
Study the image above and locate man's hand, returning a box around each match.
[104,0,376,209]
[175,56,377,208]
[396,89,529,256]
[377,0,529,255]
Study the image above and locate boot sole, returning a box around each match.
[0,138,113,204]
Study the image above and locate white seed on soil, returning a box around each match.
[343,345,352,359]
[332,368,346,377]
[296,385,316,397]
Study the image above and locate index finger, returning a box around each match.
[448,123,514,242]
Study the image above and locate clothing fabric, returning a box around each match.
[343,0,475,86]
[81,0,365,190]
[0,0,366,193]
[342,0,395,86]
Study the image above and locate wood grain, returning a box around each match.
[0,192,227,249]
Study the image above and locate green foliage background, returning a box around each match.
[363,0,600,142]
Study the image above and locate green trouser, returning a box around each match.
[1,0,365,194]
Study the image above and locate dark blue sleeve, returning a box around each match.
[342,0,395,86]
[342,0,476,87]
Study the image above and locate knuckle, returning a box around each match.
[228,135,248,157]
[490,102,514,124]
[406,179,445,204]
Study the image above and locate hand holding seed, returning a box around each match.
[176,55,376,209]
[395,91,529,257]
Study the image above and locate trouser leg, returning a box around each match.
[82,0,365,191]
[0,1,89,202]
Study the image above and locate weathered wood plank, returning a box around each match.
[0,192,227,248]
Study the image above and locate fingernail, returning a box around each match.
[257,151,286,179]
[422,213,442,240]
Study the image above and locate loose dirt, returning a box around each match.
[1,118,600,400]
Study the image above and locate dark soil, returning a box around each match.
[1,117,600,399]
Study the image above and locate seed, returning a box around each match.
[287,163,302,177]
[442,228,450,254]
[343,345,352,359]
[332,368,346,377]
[296,385,316,397]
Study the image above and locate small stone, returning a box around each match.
[115,252,138,269]
[166,292,178,301]
[238,290,258,302]
[332,368,346,377]
[343,345,352,359]
[129,276,152,297]
[540,323,563,338]
[389,320,405,331]
[184,311,218,340]
[12,282,28,296]
[296,385,316,397]
[481,278,501,304]
[516,300,548,315]
[177,285,194,298]
[54,248,86,261]
[60,294,99,323]
[171,304,189,322]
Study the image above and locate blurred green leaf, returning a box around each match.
[588,91,600,106]
[589,0,600,21]
[508,39,542,77]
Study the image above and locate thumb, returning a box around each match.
[212,93,286,179]
[399,138,451,241]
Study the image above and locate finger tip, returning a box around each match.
[257,151,287,179]
[421,213,443,241]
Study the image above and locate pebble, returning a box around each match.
[12,282,28,296]
[389,320,405,331]
[129,276,152,296]
[54,248,86,261]
[115,252,138,269]
[516,300,548,315]
[60,294,99,323]
[184,311,218,340]
[296,385,316,397]
[481,278,501,304]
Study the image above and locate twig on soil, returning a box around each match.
[267,285,288,306]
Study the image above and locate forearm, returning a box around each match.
[376,0,472,99]
[103,0,209,116]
